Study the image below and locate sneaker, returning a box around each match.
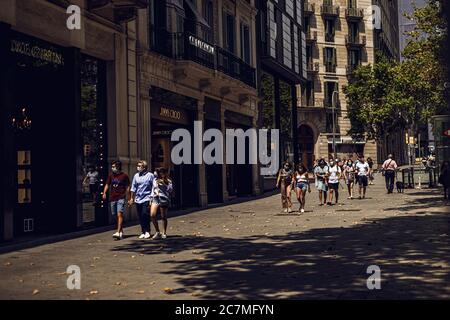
[161,233,167,239]
[288,208,292,213]
[284,208,288,213]
[152,232,161,240]
[118,232,123,240]
[144,232,151,239]
[138,233,145,239]
[113,232,121,240]
[300,209,305,214]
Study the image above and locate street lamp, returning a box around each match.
[331,90,339,160]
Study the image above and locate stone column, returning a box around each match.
[197,100,208,207]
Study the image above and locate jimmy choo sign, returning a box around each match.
[188,35,215,55]
[160,107,182,120]
[10,39,65,66]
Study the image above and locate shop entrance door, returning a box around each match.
[298,125,315,171]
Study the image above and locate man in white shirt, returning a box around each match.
[382,154,398,194]
[355,154,370,199]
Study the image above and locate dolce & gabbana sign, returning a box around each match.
[10,39,65,66]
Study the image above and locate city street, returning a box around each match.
[0,175,449,300]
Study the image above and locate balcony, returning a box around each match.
[346,64,360,75]
[307,61,320,73]
[306,30,317,42]
[87,0,148,23]
[325,33,335,43]
[150,30,256,88]
[324,63,336,73]
[321,4,340,18]
[304,2,315,16]
[216,47,256,89]
[345,35,366,47]
[346,7,364,20]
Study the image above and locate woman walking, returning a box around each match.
[367,157,375,185]
[150,167,173,239]
[314,158,329,206]
[294,163,311,213]
[327,159,342,205]
[276,161,294,213]
[129,160,155,239]
[344,159,356,199]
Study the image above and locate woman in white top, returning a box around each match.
[150,167,173,239]
[294,163,311,213]
[327,160,342,205]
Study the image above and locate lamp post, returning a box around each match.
[331,90,339,160]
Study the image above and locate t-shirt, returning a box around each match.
[106,172,130,202]
[131,171,155,204]
[355,162,370,176]
[86,171,99,185]
[328,166,341,183]
[382,159,398,171]
[314,165,329,180]
[344,164,356,180]
[151,179,173,199]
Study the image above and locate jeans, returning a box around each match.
[136,201,150,234]
[385,170,395,193]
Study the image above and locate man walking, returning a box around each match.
[355,154,370,199]
[382,154,398,194]
[103,160,131,240]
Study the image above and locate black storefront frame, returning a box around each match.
[0,25,108,240]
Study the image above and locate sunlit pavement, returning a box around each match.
[0,175,449,299]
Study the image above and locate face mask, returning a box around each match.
[112,168,119,174]
[137,167,144,173]
[330,162,335,167]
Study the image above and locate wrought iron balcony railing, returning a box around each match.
[149,30,256,88]
[345,34,367,47]
[321,4,340,17]
[306,30,318,42]
[346,7,364,20]
[304,2,315,15]
[307,61,320,73]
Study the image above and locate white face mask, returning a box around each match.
[112,168,119,174]
[137,167,144,173]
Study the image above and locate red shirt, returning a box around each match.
[106,172,130,201]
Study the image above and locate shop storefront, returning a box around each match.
[0,26,108,240]
[150,87,199,209]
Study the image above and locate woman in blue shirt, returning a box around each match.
[129,160,155,239]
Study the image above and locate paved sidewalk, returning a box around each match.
[0,175,449,299]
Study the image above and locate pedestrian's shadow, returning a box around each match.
[111,211,450,299]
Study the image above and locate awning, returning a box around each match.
[183,0,210,29]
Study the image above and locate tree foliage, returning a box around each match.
[343,0,448,141]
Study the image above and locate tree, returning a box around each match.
[343,0,448,147]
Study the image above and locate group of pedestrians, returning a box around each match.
[276,154,375,213]
[101,160,173,240]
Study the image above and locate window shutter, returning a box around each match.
[323,47,326,65]
[333,48,337,66]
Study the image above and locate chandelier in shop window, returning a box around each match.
[11,107,32,131]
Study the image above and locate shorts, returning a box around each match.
[357,175,368,187]
[328,182,339,190]
[110,198,126,215]
[296,182,308,191]
[347,179,355,185]
[151,196,170,208]
[89,183,98,194]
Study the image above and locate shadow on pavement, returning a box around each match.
[111,212,450,299]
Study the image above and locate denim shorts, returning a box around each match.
[151,196,170,208]
[110,198,126,215]
[296,182,308,191]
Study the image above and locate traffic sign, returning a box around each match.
[444,129,450,137]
